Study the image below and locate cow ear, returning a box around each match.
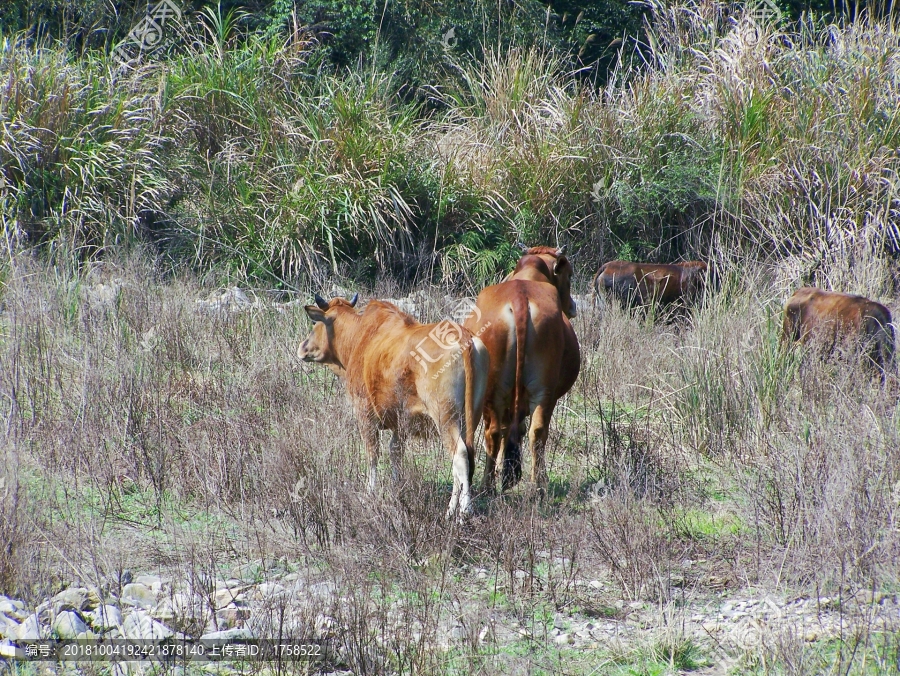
[304,305,327,324]
[554,256,570,274]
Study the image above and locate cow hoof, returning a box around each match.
[501,473,522,492]
[523,481,548,502]
[445,508,470,524]
[478,484,497,498]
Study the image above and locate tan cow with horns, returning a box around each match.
[297,293,489,519]
[464,245,580,494]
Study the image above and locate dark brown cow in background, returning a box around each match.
[297,294,489,519]
[594,260,710,309]
[464,246,580,493]
[782,287,894,375]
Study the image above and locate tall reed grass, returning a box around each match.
[2,2,899,290]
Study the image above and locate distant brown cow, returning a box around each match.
[782,287,894,374]
[593,260,709,308]
[464,246,580,493]
[297,294,489,519]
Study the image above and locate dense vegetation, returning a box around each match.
[3,0,896,289]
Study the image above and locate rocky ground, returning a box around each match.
[1,558,897,674]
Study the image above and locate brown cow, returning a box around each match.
[464,246,580,493]
[593,260,709,309]
[297,293,489,519]
[781,287,894,374]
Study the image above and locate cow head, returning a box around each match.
[297,292,358,365]
[680,261,712,297]
[515,246,577,319]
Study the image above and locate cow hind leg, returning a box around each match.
[502,409,527,492]
[357,419,380,493]
[389,430,405,487]
[527,401,556,497]
[445,428,473,521]
[481,408,505,495]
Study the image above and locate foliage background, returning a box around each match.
[0,0,896,289]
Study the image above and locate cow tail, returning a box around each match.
[462,337,477,476]
[592,263,607,305]
[503,294,528,490]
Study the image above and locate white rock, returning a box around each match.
[134,575,163,594]
[200,627,253,640]
[306,581,336,598]
[255,583,287,599]
[0,597,24,611]
[555,633,573,646]
[315,615,336,636]
[15,614,41,640]
[171,593,205,618]
[52,588,89,613]
[0,600,26,620]
[196,288,260,314]
[53,611,88,639]
[0,615,19,638]
[152,600,175,621]
[122,610,173,640]
[121,583,157,609]
[214,589,241,608]
[88,605,122,631]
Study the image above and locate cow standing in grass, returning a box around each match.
[781,287,894,377]
[593,260,710,310]
[297,294,489,519]
[464,246,580,494]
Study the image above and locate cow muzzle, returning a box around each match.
[297,340,314,362]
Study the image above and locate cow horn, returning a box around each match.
[314,293,329,310]
[349,292,359,307]
[517,242,529,252]
[556,245,567,256]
